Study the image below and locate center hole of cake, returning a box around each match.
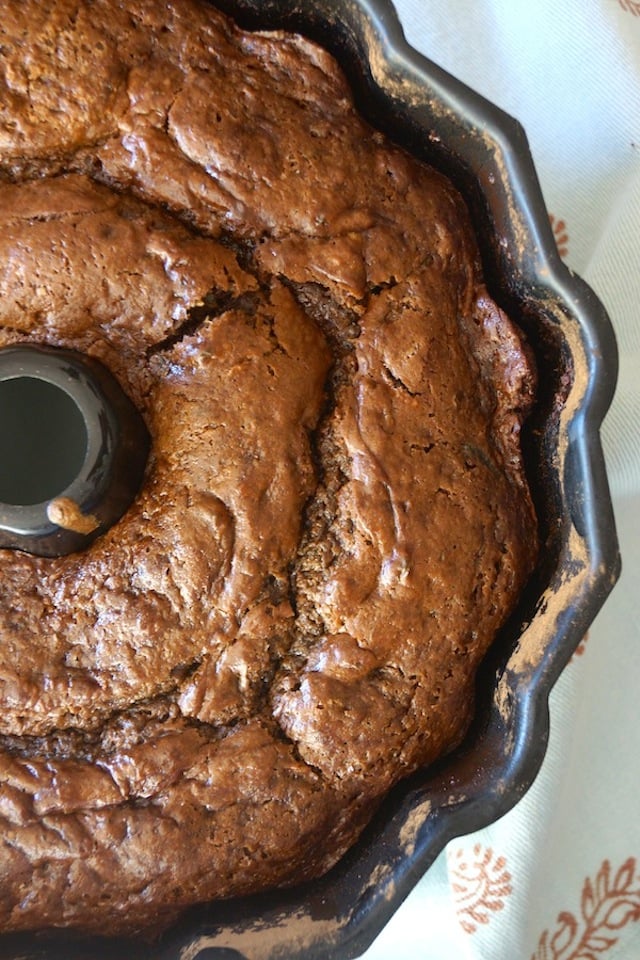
[0,377,88,506]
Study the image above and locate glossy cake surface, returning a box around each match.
[0,0,537,934]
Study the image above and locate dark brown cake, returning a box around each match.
[0,0,538,936]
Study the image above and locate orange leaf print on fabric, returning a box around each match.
[571,631,589,662]
[549,214,570,260]
[532,857,640,959]
[448,844,513,934]
[617,0,640,16]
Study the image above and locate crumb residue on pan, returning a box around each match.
[46,497,100,534]
[398,796,433,858]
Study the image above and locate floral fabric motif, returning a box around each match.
[617,0,640,16]
[448,844,513,934]
[572,632,589,660]
[549,214,570,260]
[532,858,640,959]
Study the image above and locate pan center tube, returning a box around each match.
[0,376,88,507]
[0,344,150,557]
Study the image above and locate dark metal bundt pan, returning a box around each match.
[0,0,620,958]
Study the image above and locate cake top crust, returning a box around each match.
[0,0,537,935]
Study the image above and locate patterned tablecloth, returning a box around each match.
[361,1,640,958]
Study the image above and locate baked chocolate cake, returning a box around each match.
[0,0,538,935]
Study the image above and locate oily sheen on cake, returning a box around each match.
[0,0,538,936]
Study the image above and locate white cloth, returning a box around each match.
[362,1,640,958]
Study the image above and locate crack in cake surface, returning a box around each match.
[0,0,539,936]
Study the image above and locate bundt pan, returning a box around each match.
[0,0,620,958]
